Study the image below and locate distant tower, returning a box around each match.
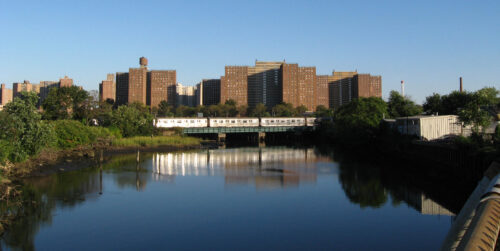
[139,57,148,67]
[401,80,405,96]
[459,77,463,93]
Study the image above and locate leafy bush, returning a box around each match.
[52,120,113,148]
[0,92,56,162]
[111,104,154,137]
[0,139,13,164]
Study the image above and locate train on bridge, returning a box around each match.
[155,117,318,128]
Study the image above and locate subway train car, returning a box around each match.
[306,117,318,126]
[209,118,260,127]
[260,117,306,127]
[156,118,208,128]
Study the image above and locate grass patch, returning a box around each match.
[111,136,201,147]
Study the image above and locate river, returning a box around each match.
[0,146,467,250]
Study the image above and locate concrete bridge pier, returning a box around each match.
[258,132,266,147]
[217,133,226,147]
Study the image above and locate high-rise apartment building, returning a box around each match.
[59,76,73,87]
[114,58,177,107]
[176,83,196,107]
[201,79,221,106]
[316,75,329,108]
[99,73,116,102]
[328,71,381,109]
[281,64,317,111]
[115,72,129,105]
[128,67,148,104]
[13,80,34,98]
[38,81,59,105]
[352,74,382,99]
[0,83,13,105]
[147,70,176,107]
[221,66,248,106]
[247,61,283,108]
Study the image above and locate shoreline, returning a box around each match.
[3,143,205,179]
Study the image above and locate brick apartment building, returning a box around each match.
[59,76,73,87]
[328,71,382,109]
[219,61,320,111]
[114,57,176,107]
[0,83,13,106]
[199,79,221,106]
[220,66,248,106]
[99,74,116,102]
[148,70,176,107]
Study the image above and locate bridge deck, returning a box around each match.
[183,126,314,134]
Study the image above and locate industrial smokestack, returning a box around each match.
[459,77,463,93]
[401,80,405,96]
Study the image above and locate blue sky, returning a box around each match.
[0,0,498,103]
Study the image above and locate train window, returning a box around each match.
[292,120,295,122]
[190,120,194,123]
[271,120,274,123]
[231,120,235,123]
[243,120,247,123]
[226,120,229,123]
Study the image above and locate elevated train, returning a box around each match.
[155,117,318,128]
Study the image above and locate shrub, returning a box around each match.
[52,120,113,149]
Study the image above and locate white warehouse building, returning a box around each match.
[395,115,464,140]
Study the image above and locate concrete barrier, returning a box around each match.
[441,161,500,251]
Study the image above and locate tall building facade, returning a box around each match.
[316,75,329,108]
[176,83,196,107]
[217,61,380,112]
[13,80,34,98]
[99,74,116,102]
[247,61,283,108]
[115,72,129,105]
[128,67,148,104]
[59,76,73,87]
[221,66,248,106]
[147,70,176,107]
[0,83,13,105]
[281,64,317,111]
[201,79,221,106]
[328,71,381,109]
[114,58,177,107]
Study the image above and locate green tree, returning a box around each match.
[237,105,248,117]
[295,105,307,116]
[249,103,269,117]
[423,93,442,115]
[42,86,89,120]
[0,92,55,162]
[157,101,174,117]
[111,104,154,137]
[224,99,237,106]
[441,91,472,115]
[315,105,334,117]
[387,91,422,118]
[476,87,499,107]
[333,97,388,142]
[272,103,295,117]
[458,92,492,133]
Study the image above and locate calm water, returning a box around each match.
[1,147,462,250]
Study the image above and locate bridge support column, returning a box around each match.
[258,132,265,147]
[217,133,226,144]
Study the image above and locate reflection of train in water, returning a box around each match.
[155,117,318,128]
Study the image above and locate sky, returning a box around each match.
[0,0,499,103]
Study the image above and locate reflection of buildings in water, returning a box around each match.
[399,188,455,216]
[152,148,331,187]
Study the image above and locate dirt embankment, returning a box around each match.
[3,142,204,179]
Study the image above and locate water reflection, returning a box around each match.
[1,147,462,250]
[152,148,330,189]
